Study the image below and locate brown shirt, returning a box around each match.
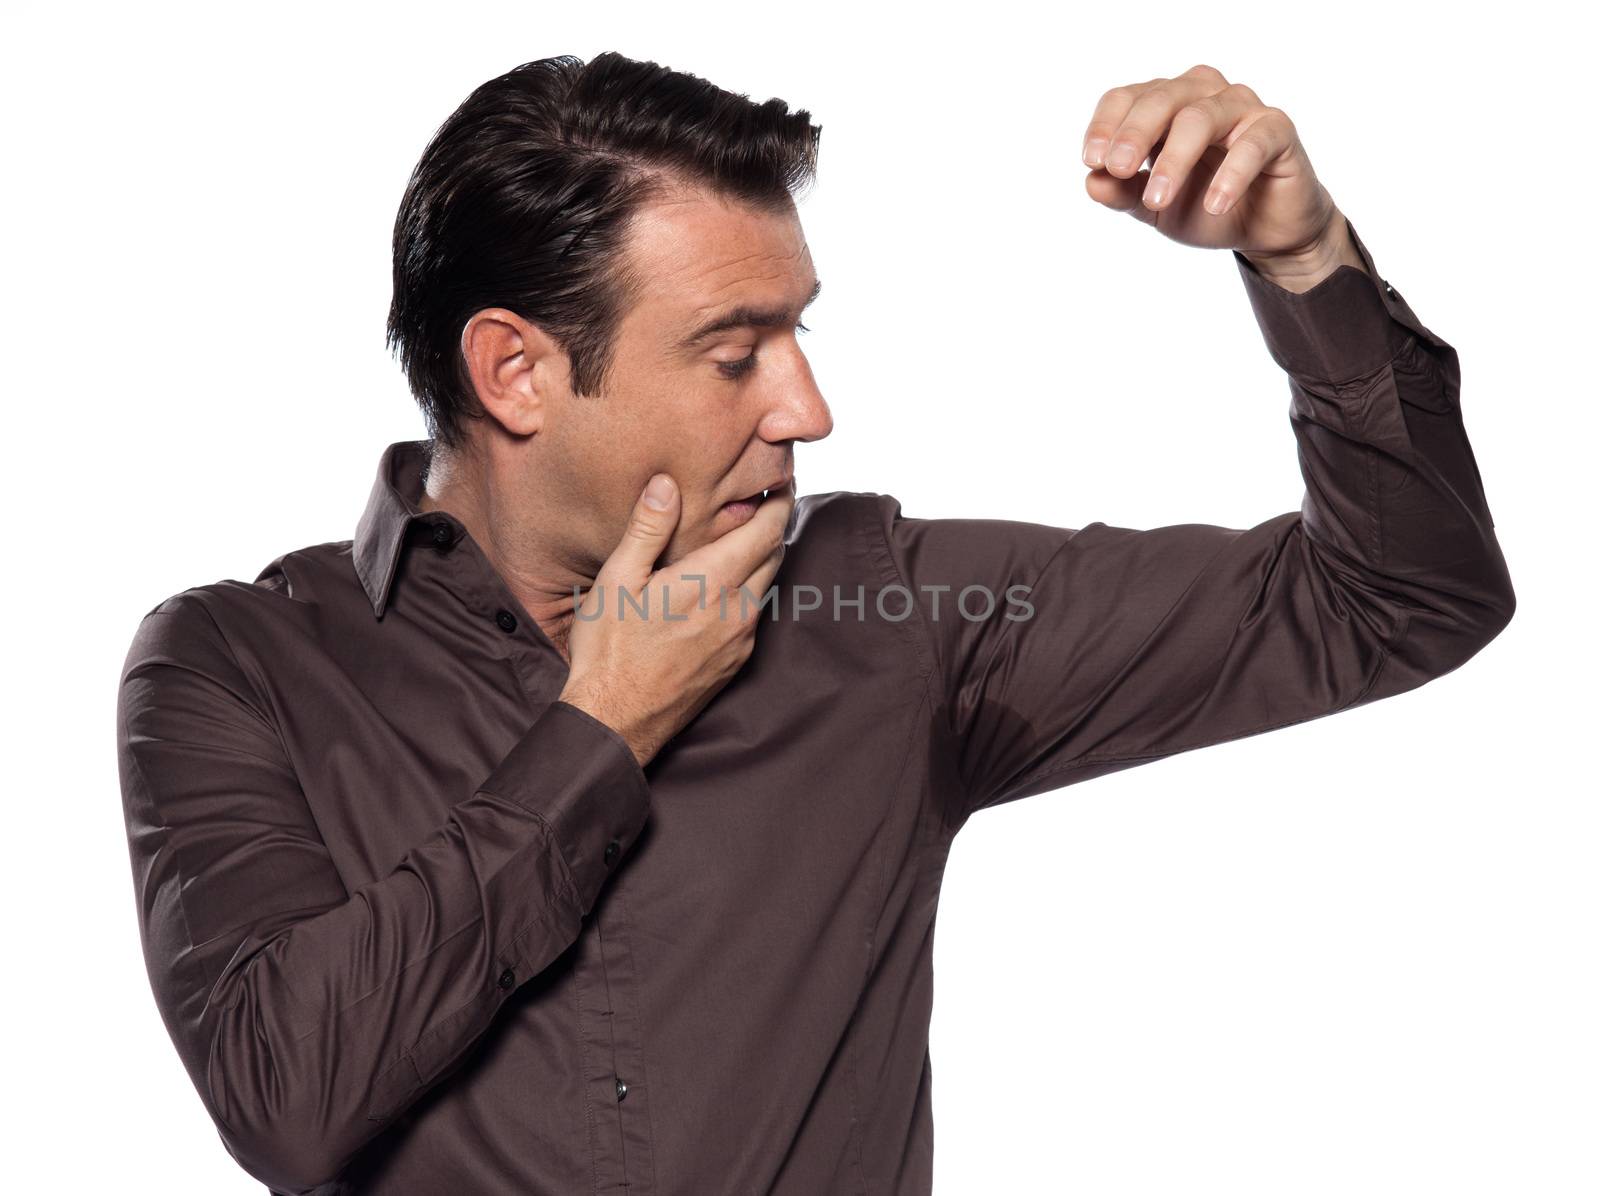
[117,220,1513,1195]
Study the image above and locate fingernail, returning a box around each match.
[1107,143,1136,173]
[1082,138,1107,167]
[643,474,673,509]
[1205,188,1230,215]
[1143,173,1169,207]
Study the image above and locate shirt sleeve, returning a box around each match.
[116,593,651,1193]
[868,217,1515,829]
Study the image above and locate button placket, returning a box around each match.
[445,543,582,804]
[572,893,655,1191]
[447,530,570,672]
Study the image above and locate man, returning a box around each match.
[116,52,1513,1195]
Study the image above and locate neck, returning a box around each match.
[416,441,593,665]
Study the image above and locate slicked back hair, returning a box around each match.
[386,52,822,450]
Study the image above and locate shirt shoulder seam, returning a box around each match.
[851,493,938,690]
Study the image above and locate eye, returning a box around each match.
[717,352,759,381]
[715,324,813,381]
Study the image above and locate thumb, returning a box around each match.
[602,473,679,584]
[1085,166,1158,228]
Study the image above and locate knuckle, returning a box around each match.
[1232,131,1268,159]
[624,513,660,543]
[1186,62,1227,81]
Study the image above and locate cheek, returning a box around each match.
[639,372,744,456]
[599,361,756,507]
[575,377,698,498]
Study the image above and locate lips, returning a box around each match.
[726,474,791,507]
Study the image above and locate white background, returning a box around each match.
[6,2,1593,1192]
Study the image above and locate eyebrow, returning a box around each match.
[674,277,823,353]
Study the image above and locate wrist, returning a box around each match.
[557,685,653,768]
[1239,210,1367,294]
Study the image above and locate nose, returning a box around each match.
[760,350,834,445]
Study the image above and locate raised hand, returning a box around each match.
[1081,63,1361,286]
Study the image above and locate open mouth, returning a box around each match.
[723,471,791,513]
[722,487,775,515]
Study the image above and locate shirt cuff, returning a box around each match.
[1232,216,1440,385]
[477,698,651,915]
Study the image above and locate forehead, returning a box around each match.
[620,185,815,327]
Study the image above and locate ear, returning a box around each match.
[460,308,570,437]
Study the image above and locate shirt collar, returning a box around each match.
[354,438,437,618]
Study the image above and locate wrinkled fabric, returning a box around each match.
[116,220,1513,1195]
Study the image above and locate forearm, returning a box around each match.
[1234,216,1515,688]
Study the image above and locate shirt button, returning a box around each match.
[497,967,516,990]
[603,839,619,866]
[431,522,455,550]
[1383,280,1397,297]
[495,609,518,633]
[615,1078,629,1101]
